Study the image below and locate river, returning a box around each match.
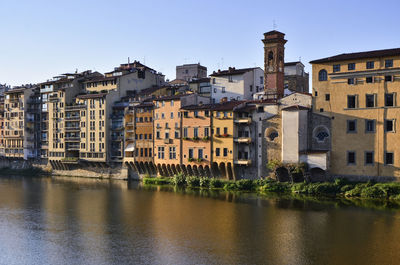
[0,176,399,265]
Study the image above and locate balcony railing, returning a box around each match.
[65,116,80,121]
[234,137,252,144]
[234,159,252,166]
[64,136,80,141]
[65,127,80,131]
[234,117,252,124]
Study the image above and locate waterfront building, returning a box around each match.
[176,63,207,82]
[3,86,41,159]
[74,91,120,166]
[181,103,212,176]
[153,94,209,176]
[124,101,155,174]
[284,61,309,94]
[210,101,244,179]
[210,67,264,103]
[311,48,400,179]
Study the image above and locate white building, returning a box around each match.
[210,67,264,103]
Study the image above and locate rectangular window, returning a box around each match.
[215,148,220,156]
[385,93,394,107]
[333,64,340,72]
[348,63,355,70]
[385,119,395,132]
[170,112,174,119]
[348,78,355,85]
[165,132,169,139]
[216,127,220,135]
[175,131,179,139]
[365,151,374,165]
[158,147,164,159]
[347,120,357,133]
[194,111,198,118]
[169,147,176,159]
[223,127,228,134]
[366,61,374,69]
[347,151,356,165]
[183,127,188,138]
[385,75,393,82]
[385,59,393,68]
[365,119,376,133]
[325,94,330,101]
[223,148,228,157]
[365,94,375,108]
[194,128,198,138]
[347,95,356,108]
[204,128,209,137]
[385,152,394,165]
[189,148,193,159]
[366,77,373,83]
[198,149,203,159]
[156,131,160,139]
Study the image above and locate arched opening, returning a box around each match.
[157,164,163,176]
[219,162,226,179]
[227,162,234,180]
[310,167,326,182]
[275,167,290,182]
[198,165,204,177]
[204,165,211,177]
[187,165,194,176]
[211,162,219,178]
[192,165,199,177]
[171,164,177,175]
[181,164,188,176]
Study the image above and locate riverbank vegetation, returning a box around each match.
[0,167,51,177]
[142,174,400,201]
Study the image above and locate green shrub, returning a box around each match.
[235,179,255,191]
[262,182,289,193]
[307,183,339,196]
[209,178,224,188]
[223,182,237,190]
[143,177,171,185]
[199,177,210,188]
[340,184,354,193]
[291,182,308,193]
[345,183,369,197]
[360,185,387,199]
[172,173,186,186]
[186,176,200,187]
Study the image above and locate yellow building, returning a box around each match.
[3,86,40,159]
[211,101,243,179]
[311,48,400,179]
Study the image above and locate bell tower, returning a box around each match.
[262,30,287,99]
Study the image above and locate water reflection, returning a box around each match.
[0,176,398,265]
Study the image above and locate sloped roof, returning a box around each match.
[310,48,400,64]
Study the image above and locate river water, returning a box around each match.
[0,176,399,265]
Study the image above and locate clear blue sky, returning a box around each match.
[1,0,399,86]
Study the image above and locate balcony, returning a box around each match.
[126,121,134,127]
[65,104,86,110]
[234,159,252,166]
[234,117,252,124]
[65,136,80,142]
[66,144,80,150]
[65,116,80,121]
[65,127,80,131]
[49,94,59,101]
[62,157,79,164]
[234,137,252,144]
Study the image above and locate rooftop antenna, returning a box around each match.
[273,19,277,30]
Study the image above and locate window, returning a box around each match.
[365,94,375,108]
[156,131,160,139]
[228,76,233,82]
[365,151,374,165]
[216,127,220,135]
[165,132,169,139]
[348,63,355,70]
[222,87,226,93]
[385,93,394,107]
[347,95,356,108]
[333,64,340,72]
[198,149,203,159]
[169,147,176,159]
[314,127,329,142]
[347,120,357,133]
[347,151,356,165]
[250,85,253,92]
[184,111,188,118]
[223,127,228,134]
[385,119,395,132]
[325,94,330,101]
[171,100,174,106]
[194,128,198,138]
[212,78,216,84]
[318,70,327,81]
[161,113,165,119]
[385,75,393,82]
[215,148,220,156]
[385,59,393,68]
[385,152,394,165]
[366,77,373,83]
[170,112,174,119]
[158,147,164,159]
[320,108,324,112]
[348,78,355,85]
[260,76,264,84]
[365,119,376,133]
[205,110,209,117]
[223,148,228,157]
[194,111,198,118]
[183,127,188,138]
[366,61,374,69]
[188,149,193,159]
[315,91,318,96]
[174,131,179,139]
[268,131,278,141]
[204,128,209,137]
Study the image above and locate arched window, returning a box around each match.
[267,130,278,141]
[268,51,274,61]
[319,70,327,81]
